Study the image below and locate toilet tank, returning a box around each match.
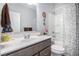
[54,40,64,47]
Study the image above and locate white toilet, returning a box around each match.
[51,41,65,56]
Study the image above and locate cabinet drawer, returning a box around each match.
[7,46,34,56]
[40,46,51,56]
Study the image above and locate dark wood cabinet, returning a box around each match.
[2,39,51,56]
[40,46,51,56]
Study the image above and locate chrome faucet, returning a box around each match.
[24,34,30,39]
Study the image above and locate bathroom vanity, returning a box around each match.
[0,36,51,56]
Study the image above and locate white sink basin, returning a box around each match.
[21,38,37,43]
[30,35,39,38]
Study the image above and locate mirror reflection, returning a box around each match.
[0,3,36,33]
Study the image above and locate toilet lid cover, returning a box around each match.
[51,45,65,51]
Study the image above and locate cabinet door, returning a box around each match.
[40,46,51,56]
[33,39,51,54]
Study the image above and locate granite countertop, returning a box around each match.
[0,35,51,55]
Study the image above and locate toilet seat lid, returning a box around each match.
[51,45,65,51]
